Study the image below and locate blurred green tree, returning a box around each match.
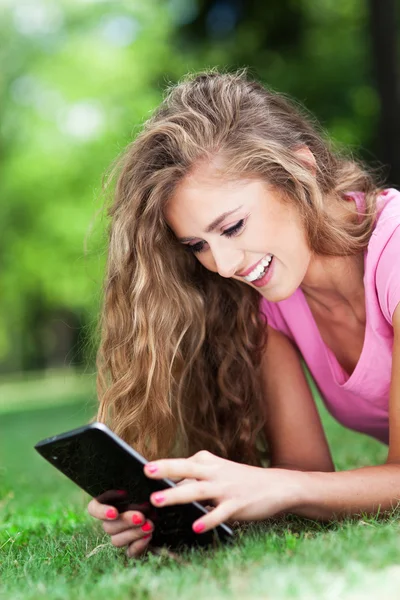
[174,0,382,157]
[0,0,183,372]
[0,0,395,375]
[368,0,400,184]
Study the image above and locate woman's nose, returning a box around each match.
[212,249,242,279]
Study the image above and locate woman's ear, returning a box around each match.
[293,145,317,176]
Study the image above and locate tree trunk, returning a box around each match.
[369,0,400,185]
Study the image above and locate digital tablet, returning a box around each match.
[34,422,234,550]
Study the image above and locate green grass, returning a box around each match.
[1,372,398,600]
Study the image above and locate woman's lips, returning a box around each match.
[236,254,271,278]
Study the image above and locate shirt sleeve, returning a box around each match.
[375,224,400,324]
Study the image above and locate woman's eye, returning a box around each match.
[223,219,245,238]
[185,241,205,254]
[184,219,246,254]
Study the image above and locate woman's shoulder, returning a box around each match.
[366,188,400,253]
[368,188,400,324]
[349,187,400,226]
[373,187,400,228]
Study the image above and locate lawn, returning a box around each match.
[1,371,399,600]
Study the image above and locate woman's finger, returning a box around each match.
[102,511,146,534]
[126,533,152,559]
[149,480,214,509]
[109,520,154,548]
[191,499,238,534]
[144,458,210,482]
[87,498,119,521]
[176,478,197,486]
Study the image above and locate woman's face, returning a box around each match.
[164,165,312,302]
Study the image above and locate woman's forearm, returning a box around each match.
[290,463,400,520]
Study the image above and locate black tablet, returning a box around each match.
[34,422,234,550]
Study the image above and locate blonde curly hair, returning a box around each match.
[96,67,380,466]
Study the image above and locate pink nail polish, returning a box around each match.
[143,534,151,540]
[193,521,205,533]
[147,464,158,473]
[106,509,117,519]
[132,514,144,525]
[153,494,164,504]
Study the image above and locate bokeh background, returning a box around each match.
[0,0,399,405]
[0,5,397,596]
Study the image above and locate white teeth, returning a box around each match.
[244,254,273,282]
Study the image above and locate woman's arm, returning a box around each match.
[288,302,400,520]
[260,325,335,472]
[140,310,400,530]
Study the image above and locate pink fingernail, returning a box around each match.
[132,514,144,525]
[153,494,164,504]
[143,534,151,540]
[106,509,118,519]
[146,464,158,473]
[193,521,205,533]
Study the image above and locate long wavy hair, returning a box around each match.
[96,67,382,466]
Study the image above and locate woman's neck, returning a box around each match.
[300,252,365,320]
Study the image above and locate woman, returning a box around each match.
[88,68,400,559]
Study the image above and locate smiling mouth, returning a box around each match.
[241,254,273,282]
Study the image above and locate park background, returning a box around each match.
[1,1,400,599]
[1,0,399,381]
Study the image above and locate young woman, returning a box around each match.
[87,68,400,559]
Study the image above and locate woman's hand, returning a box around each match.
[144,451,306,534]
[87,498,153,559]
[87,478,198,559]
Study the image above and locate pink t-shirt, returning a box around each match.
[260,188,400,445]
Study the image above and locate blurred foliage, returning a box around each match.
[0,0,184,372]
[177,0,380,150]
[0,0,387,374]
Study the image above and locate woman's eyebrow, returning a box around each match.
[178,205,243,242]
